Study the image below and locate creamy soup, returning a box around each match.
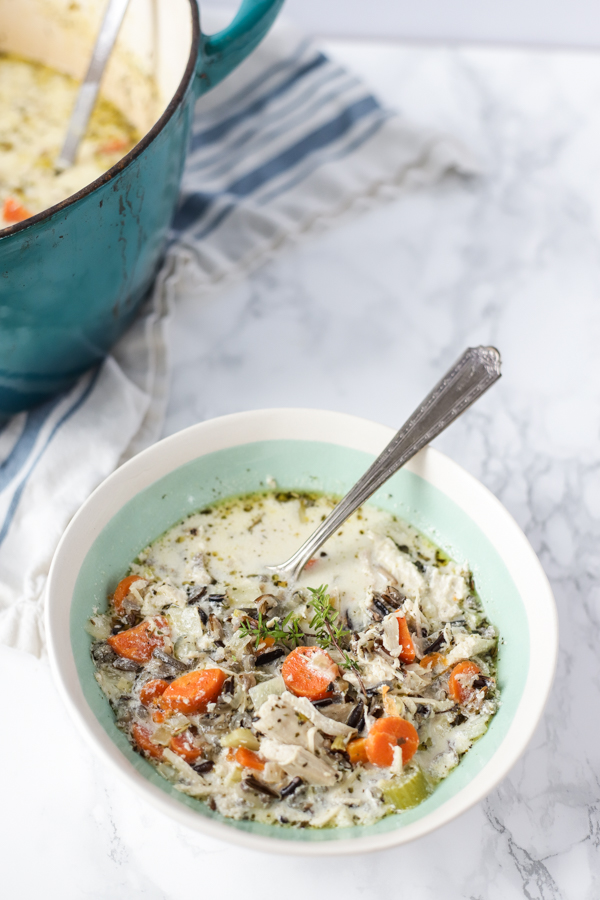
[0,53,139,223]
[88,491,500,828]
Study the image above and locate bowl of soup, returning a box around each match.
[45,408,558,854]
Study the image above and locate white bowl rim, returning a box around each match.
[45,407,558,856]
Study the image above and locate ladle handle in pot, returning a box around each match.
[196,0,285,94]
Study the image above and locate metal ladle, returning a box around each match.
[267,346,502,584]
[56,0,130,171]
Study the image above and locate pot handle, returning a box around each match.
[195,0,285,95]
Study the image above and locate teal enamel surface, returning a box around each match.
[70,439,530,843]
[199,0,285,89]
[0,0,284,417]
[0,108,191,413]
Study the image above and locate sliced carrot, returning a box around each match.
[448,661,481,703]
[397,616,416,664]
[98,137,129,155]
[304,558,318,569]
[131,722,163,760]
[170,730,203,764]
[381,684,398,717]
[3,197,31,223]
[281,645,339,701]
[158,668,227,715]
[107,616,168,663]
[139,678,169,707]
[420,652,447,670]
[234,747,265,771]
[113,574,142,613]
[366,716,419,767]
[256,636,275,651]
[347,737,369,765]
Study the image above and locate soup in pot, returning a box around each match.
[0,53,141,224]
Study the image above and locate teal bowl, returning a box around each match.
[45,409,558,854]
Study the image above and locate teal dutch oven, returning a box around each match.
[0,0,284,419]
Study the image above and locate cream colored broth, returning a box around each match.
[88,491,500,828]
[0,53,139,221]
[138,493,436,622]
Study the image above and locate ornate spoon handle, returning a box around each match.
[269,346,501,582]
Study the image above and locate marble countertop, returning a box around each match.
[3,38,599,899]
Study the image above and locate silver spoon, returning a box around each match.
[56,0,130,171]
[267,346,501,584]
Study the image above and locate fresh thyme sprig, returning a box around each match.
[238,610,304,649]
[237,585,367,700]
[307,585,367,699]
[306,584,350,653]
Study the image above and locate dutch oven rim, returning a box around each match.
[0,0,201,239]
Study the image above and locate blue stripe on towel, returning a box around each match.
[185,66,350,177]
[192,37,315,129]
[172,95,380,234]
[189,54,327,151]
[0,370,100,549]
[171,192,214,232]
[227,95,379,197]
[258,109,391,207]
[0,394,63,493]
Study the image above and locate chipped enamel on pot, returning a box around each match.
[0,0,283,418]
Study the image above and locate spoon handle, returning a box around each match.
[273,346,501,581]
[56,0,130,170]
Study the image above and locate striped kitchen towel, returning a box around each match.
[0,19,475,656]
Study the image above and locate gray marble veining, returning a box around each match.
[2,40,599,899]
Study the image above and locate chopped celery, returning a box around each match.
[86,615,111,641]
[167,606,203,642]
[220,728,260,750]
[249,675,285,710]
[380,766,430,810]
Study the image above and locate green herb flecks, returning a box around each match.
[237,584,366,699]
[238,610,304,649]
[307,585,367,698]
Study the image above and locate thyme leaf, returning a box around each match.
[306,584,350,649]
[307,585,366,697]
[238,610,304,649]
